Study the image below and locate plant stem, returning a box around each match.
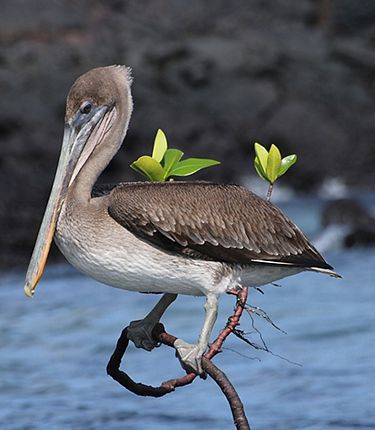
[266,183,273,202]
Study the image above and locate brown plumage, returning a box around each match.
[65,65,132,121]
[106,181,332,270]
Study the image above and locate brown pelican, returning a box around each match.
[24,65,339,374]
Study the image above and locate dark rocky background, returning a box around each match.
[1,0,375,268]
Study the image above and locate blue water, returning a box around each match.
[1,198,375,430]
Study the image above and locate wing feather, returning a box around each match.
[107,181,332,269]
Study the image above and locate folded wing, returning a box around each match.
[107,182,332,269]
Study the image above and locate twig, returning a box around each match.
[266,183,273,201]
[206,287,248,359]
[232,328,302,367]
[106,287,250,429]
[106,327,173,397]
[106,325,197,396]
[245,304,287,334]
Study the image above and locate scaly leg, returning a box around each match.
[174,294,219,374]
[127,293,177,351]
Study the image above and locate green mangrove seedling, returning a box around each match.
[131,129,220,182]
[254,142,297,201]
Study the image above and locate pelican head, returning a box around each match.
[24,65,133,297]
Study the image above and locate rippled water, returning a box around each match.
[1,197,375,430]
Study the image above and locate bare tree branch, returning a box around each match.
[106,287,251,429]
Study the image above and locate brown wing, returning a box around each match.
[107,181,332,269]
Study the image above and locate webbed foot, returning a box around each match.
[127,319,158,351]
[174,339,206,375]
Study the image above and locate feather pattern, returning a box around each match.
[103,181,332,269]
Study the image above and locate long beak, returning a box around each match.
[24,106,108,297]
[24,126,79,297]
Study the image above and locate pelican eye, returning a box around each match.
[80,101,92,115]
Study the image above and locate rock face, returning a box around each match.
[316,198,375,250]
[1,0,375,268]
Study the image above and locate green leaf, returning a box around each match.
[170,158,220,177]
[254,158,268,181]
[266,144,282,183]
[162,148,184,180]
[254,142,269,172]
[152,129,168,162]
[130,156,164,181]
[278,154,297,178]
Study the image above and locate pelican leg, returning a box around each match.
[175,294,219,374]
[127,293,177,351]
